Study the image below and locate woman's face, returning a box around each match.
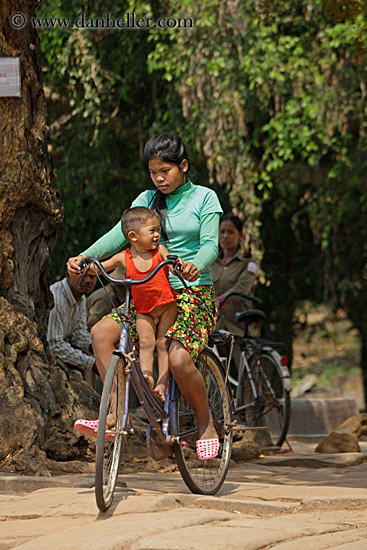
[219,220,242,251]
[148,158,188,194]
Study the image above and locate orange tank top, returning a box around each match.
[124,248,177,314]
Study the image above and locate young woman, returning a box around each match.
[211,214,258,368]
[67,133,223,460]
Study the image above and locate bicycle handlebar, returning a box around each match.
[218,291,261,308]
[78,254,188,290]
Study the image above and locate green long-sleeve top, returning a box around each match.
[82,181,223,289]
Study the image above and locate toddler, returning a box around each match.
[95,207,180,401]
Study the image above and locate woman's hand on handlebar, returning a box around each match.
[66,255,86,277]
[179,261,200,282]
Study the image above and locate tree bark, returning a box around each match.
[0,1,99,474]
[360,331,367,413]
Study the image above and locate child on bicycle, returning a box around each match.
[91,206,181,401]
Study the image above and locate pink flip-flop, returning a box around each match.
[74,419,115,442]
[196,438,220,460]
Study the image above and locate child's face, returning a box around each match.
[132,216,161,250]
[148,158,188,194]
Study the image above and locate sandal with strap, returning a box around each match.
[74,419,115,442]
[196,438,220,460]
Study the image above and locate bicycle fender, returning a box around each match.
[263,348,293,392]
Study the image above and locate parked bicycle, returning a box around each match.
[208,292,292,448]
[78,256,233,511]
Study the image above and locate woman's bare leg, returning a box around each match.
[168,340,217,441]
[89,317,121,427]
[91,317,121,382]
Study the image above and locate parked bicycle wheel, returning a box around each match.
[239,351,290,447]
[95,354,127,511]
[171,348,233,495]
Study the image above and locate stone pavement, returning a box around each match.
[1,442,367,550]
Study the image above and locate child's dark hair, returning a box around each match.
[220,213,243,233]
[144,133,191,241]
[121,207,159,240]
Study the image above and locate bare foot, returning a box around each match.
[197,421,218,441]
[106,413,116,428]
[143,371,154,391]
[153,383,166,402]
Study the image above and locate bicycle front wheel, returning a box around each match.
[172,348,232,495]
[239,352,290,447]
[95,355,127,512]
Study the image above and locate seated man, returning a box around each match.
[86,267,125,330]
[47,271,97,384]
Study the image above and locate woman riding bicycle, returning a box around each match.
[67,132,223,460]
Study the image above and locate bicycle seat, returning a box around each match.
[208,330,233,346]
[235,309,266,325]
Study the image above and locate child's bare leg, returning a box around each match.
[136,313,156,391]
[154,303,177,401]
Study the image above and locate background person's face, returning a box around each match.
[219,220,242,251]
[69,273,97,295]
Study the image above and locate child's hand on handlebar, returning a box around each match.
[168,256,185,276]
[66,255,86,277]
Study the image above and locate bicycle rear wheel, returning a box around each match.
[95,355,127,512]
[171,348,232,495]
[239,352,290,447]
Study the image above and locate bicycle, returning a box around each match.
[78,256,233,511]
[208,292,292,448]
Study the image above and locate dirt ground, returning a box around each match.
[292,306,364,410]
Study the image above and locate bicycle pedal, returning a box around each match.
[228,423,249,432]
[226,423,268,432]
[120,427,134,435]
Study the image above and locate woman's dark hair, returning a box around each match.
[144,133,190,241]
[144,132,190,170]
[220,213,243,233]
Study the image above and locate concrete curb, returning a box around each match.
[256,452,367,469]
[289,398,358,436]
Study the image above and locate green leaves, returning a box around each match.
[39,0,367,336]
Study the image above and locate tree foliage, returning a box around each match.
[39,0,367,405]
[144,0,367,398]
[38,0,181,272]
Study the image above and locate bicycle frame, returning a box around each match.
[212,338,292,407]
[111,280,202,449]
[211,338,252,412]
[79,255,187,447]
[112,301,172,446]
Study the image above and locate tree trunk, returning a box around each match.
[0,1,99,474]
[359,330,367,413]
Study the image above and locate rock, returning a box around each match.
[315,413,367,453]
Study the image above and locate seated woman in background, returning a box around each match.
[211,214,258,368]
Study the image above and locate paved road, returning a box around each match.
[1,448,367,549]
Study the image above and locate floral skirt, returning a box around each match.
[106,285,217,362]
